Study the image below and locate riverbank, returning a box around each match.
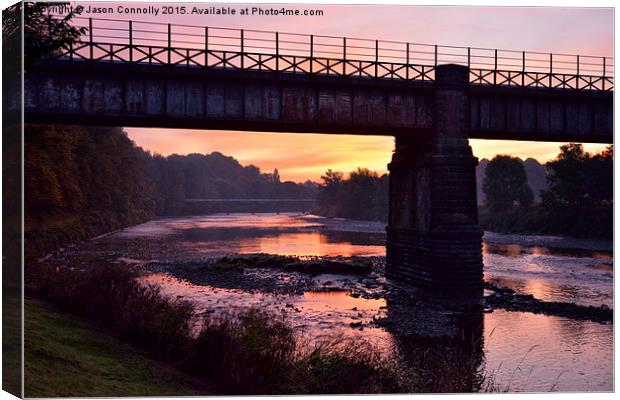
[24,297,209,397]
[478,205,613,240]
[25,210,152,259]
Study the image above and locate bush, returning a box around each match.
[182,309,298,394]
[296,338,408,394]
[182,311,408,394]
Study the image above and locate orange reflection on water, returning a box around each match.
[171,213,322,230]
[256,232,384,257]
[186,231,386,257]
[521,279,549,300]
[300,291,385,312]
[139,272,392,349]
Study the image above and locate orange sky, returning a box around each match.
[126,128,609,182]
[82,2,613,182]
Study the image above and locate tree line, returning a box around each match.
[479,144,613,238]
[142,151,317,215]
[316,168,388,221]
[24,124,316,255]
[315,144,613,238]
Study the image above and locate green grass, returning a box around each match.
[24,297,210,397]
[2,295,22,397]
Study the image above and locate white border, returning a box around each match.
[0,2,616,400]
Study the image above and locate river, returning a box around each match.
[65,213,612,392]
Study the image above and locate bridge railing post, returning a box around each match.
[603,57,606,90]
[204,27,208,67]
[343,37,346,76]
[406,42,410,79]
[275,32,279,71]
[521,51,525,86]
[576,55,580,89]
[549,53,553,88]
[467,47,470,68]
[310,35,313,74]
[128,21,132,63]
[167,23,171,65]
[494,49,497,85]
[89,18,93,61]
[375,40,379,77]
[240,29,244,69]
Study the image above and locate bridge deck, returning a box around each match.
[21,17,613,144]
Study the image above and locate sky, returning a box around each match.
[70,1,613,182]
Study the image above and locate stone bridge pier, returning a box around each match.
[386,64,483,298]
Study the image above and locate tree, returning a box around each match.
[24,125,156,220]
[3,2,86,71]
[316,168,389,221]
[320,169,344,186]
[345,168,381,220]
[482,155,533,213]
[540,143,613,237]
[317,169,344,211]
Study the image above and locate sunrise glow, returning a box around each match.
[111,3,614,182]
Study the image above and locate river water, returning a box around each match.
[98,213,612,392]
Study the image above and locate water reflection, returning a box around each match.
[142,270,612,392]
[141,273,394,348]
[483,242,612,260]
[383,298,485,392]
[116,213,613,307]
[163,214,613,307]
[145,270,487,392]
[483,310,613,392]
[180,229,385,257]
[483,241,613,307]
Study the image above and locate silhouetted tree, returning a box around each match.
[482,155,533,214]
[540,143,613,237]
[317,169,344,213]
[317,168,388,221]
[3,2,86,71]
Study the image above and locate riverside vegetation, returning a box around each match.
[26,262,487,395]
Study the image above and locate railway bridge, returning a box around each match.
[19,17,614,297]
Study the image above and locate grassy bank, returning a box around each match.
[25,297,209,397]
[2,296,22,397]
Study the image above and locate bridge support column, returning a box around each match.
[386,64,483,298]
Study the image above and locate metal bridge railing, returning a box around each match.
[51,16,613,91]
